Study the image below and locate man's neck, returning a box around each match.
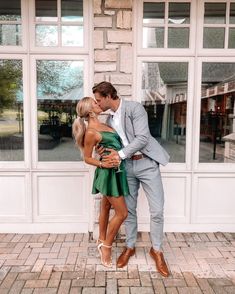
[110,98,121,112]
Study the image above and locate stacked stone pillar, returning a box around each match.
[93,0,134,239]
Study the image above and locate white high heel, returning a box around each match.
[97,243,112,267]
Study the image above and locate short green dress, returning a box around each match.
[92,131,129,197]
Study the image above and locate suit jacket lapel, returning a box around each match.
[121,99,126,132]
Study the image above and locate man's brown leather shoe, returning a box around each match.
[117,247,135,268]
[150,247,169,277]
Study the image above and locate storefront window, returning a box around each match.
[0,0,22,46]
[200,63,235,163]
[0,59,23,161]
[141,62,188,162]
[37,60,84,161]
[143,1,191,48]
[203,2,235,48]
[35,0,83,47]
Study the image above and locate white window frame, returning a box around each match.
[28,0,90,54]
[0,0,27,53]
[198,0,235,56]
[136,0,196,56]
[30,54,90,170]
[135,56,195,171]
[194,56,235,172]
[0,55,30,170]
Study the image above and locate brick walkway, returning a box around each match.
[0,233,235,293]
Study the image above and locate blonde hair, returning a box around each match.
[72,97,94,151]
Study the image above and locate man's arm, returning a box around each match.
[120,102,150,159]
[102,103,150,162]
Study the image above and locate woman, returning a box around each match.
[72,97,129,267]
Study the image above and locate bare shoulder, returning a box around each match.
[85,128,101,144]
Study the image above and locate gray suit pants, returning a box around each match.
[124,156,164,251]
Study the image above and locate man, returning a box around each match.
[93,81,170,277]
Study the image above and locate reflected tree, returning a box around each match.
[0,60,22,114]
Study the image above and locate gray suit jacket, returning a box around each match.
[107,99,170,166]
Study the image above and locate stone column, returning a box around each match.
[93,0,133,239]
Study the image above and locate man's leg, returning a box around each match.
[124,159,140,249]
[116,159,139,268]
[138,158,164,250]
[136,157,169,277]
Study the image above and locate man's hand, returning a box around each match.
[102,148,121,167]
[95,144,105,156]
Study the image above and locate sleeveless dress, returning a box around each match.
[92,131,129,197]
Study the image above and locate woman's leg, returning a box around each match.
[98,196,111,242]
[101,196,128,264]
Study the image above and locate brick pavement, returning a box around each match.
[0,232,235,293]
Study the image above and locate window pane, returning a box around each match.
[141,62,188,162]
[61,0,83,22]
[0,24,22,46]
[143,2,165,25]
[168,28,189,48]
[37,60,84,161]
[200,63,235,163]
[62,26,83,46]
[204,3,226,24]
[0,60,23,161]
[228,28,235,48]
[36,25,58,46]
[0,0,21,21]
[230,3,235,24]
[143,27,164,48]
[203,27,225,48]
[35,0,57,21]
[168,2,190,24]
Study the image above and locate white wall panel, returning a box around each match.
[193,174,235,223]
[0,174,31,222]
[33,173,90,222]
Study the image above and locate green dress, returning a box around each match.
[92,131,129,197]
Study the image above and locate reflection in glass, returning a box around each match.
[143,2,165,25]
[229,28,235,48]
[62,26,83,46]
[37,60,84,161]
[36,25,58,46]
[204,3,226,24]
[200,63,235,163]
[0,24,21,46]
[35,0,57,21]
[143,27,164,48]
[62,0,83,22]
[230,3,235,24]
[203,28,225,48]
[0,60,23,161]
[141,62,188,162]
[168,28,189,48]
[0,0,21,21]
[168,3,190,24]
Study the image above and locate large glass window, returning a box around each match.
[0,0,22,46]
[200,62,235,163]
[35,0,83,47]
[37,60,84,161]
[203,2,235,48]
[141,62,188,162]
[143,1,191,48]
[0,59,23,161]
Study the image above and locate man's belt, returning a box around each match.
[130,154,146,160]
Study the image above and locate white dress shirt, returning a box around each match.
[109,99,129,159]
